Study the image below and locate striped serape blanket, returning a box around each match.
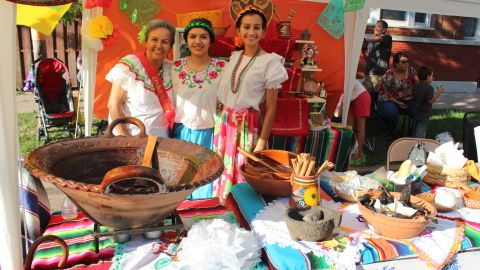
[30,212,115,270]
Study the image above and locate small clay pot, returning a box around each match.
[285,206,342,242]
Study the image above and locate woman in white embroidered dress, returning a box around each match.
[106,19,176,137]
[171,18,226,199]
[213,6,288,200]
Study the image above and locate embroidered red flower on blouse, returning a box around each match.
[208,70,218,79]
[216,60,226,69]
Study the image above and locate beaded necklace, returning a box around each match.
[230,47,262,94]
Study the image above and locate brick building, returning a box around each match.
[357,9,480,87]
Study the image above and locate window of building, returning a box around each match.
[464,17,480,40]
[368,9,432,29]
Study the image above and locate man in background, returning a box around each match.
[361,20,392,111]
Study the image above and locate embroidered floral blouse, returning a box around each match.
[171,57,226,129]
[105,54,173,137]
[378,66,418,102]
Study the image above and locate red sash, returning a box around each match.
[136,53,175,129]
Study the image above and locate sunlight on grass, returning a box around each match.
[17,112,101,156]
[361,109,473,169]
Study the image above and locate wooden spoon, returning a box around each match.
[99,136,165,194]
[237,147,285,174]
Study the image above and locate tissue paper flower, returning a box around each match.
[89,16,113,38]
[82,15,119,51]
[85,0,112,9]
[177,219,261,269]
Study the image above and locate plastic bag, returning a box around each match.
[435,131,454,145]
[408,141,427,167]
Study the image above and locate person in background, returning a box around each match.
[171,18,227,199]
[348,80,371,166]
[214,5,288,201]
[361,19,392,111]
[412,66,445,138]
[377,52,417,138]
[106,19,176,137]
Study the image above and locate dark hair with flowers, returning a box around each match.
[235,5,267,30]
[183,18,215,43]
[138,19,175,45]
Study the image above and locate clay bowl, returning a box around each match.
[24,117,223,230]
[463,191,480,209]
[357,192,436,239]
[244,149,294,180]
[213,25,230,37]
[239,164,291,197]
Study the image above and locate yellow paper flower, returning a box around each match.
[89,16,113,39]
[303,187,319,206]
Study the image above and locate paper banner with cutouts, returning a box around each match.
[119,0,161,28]
[317,0,344,39]
[344,0,365,13]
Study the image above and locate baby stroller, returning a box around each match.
[33,58,82,144]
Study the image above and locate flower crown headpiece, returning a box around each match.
[235,5,266,24]
[138,25,148,45]
[183,21,215,40]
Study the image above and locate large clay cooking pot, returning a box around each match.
[24,117,223,230]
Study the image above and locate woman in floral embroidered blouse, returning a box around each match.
[171,18,226,199]
[377,52,418,137]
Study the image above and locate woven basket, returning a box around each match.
[463,191,480,209]
[424,163,470,186]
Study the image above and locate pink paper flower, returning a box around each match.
[101,24,119,47]
[85,0,112,9]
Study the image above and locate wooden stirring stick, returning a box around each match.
[141,135,157,168]
[237,147,283,173]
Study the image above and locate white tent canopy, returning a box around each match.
[1,1,480,268]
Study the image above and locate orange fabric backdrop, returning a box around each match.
[95,0,344,119]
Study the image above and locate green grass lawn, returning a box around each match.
[361,109,472,167]
[17,112,101,156]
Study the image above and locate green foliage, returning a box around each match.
[60,2,83,26]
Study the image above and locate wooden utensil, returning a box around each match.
[237,147,285,173]
[100,136,165,194]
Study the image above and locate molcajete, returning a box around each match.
[285,206,342,241]
[24,117,223,230]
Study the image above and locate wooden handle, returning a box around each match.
[142,136,157,168]
[103,116,147,138]
[237,147,282,173]
[24,235,68,270]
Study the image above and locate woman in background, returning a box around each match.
[377,52,417,138]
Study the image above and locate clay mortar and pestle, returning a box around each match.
[285,206,342,242]
[99,118,166,195]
